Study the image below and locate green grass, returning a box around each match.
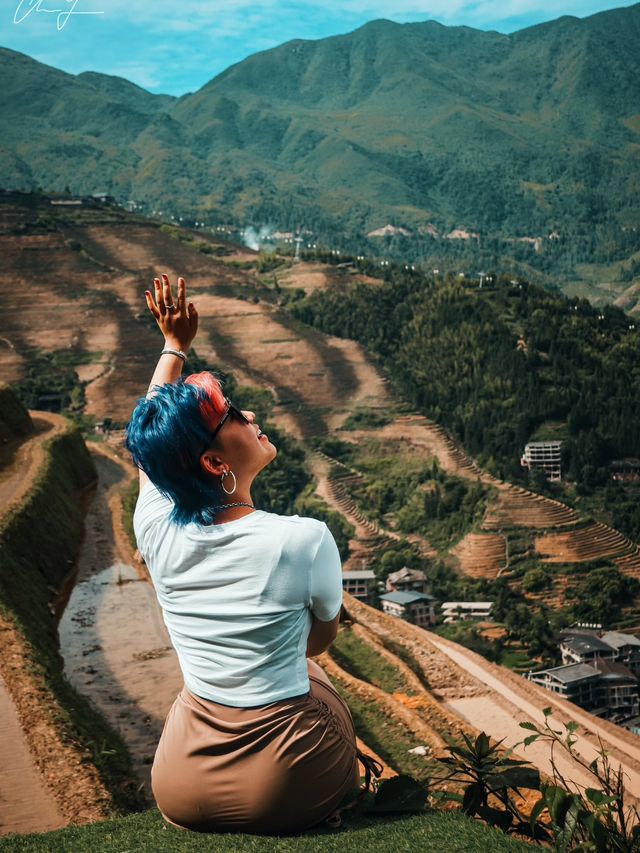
[0,383,35,441]
[326,632,433,779]
[0,397,145,814]
[0,804,537,851]
[377,636,433,691]
[121,476,139,553]
[338,408,395,431]
[330,678,432,780]
[500,648,537,671]
[331,628,414,695]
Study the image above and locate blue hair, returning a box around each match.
[124,375,227,528]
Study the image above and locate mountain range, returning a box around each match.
[2,4,640,291]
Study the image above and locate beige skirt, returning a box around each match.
[151,659,382,835]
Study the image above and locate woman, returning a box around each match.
[124,273,381,835]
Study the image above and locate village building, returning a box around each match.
[600,631,640,675]
[593,658,639,719]
[385,566,428,594]
[609,458,640,482]
[341,570,376,603]
[559,634,616,666]
[520,440,562,481]
[379,591,436,628]
[529,659,639,720]
[528,663,602,710]
[441,601,493,624]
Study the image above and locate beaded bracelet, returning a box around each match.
[160,347,187,363]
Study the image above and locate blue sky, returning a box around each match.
[4,0,637,96]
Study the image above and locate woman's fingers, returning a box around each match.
[188,300,198,333]
[144,289,160,320]
[177,276,187,312]
[149,274,195,332]
[162,273,175,309]
[154,277,166,314]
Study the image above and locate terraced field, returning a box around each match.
[535,521,639,566]
[4,195,638,605]
[483,485,579,530]
[3,196,640,835]
[451,532,507,579]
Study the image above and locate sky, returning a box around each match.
[4,0,637,96]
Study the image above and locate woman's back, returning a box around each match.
[133,479,344,707]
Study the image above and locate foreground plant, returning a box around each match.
[520,708,640,852]
[431,731,541,835]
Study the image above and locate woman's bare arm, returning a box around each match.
[139,274,199,490]
[306,610,341,657]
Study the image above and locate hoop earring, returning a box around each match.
[221,469,237,495]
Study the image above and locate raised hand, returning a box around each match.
[145,273,198,351]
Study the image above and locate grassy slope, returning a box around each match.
[0,395,146,815]
[0,805,537,852]
[0,382,34,442]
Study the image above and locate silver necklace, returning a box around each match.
[211,501,255,514]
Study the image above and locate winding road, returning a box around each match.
[0,413,69,836]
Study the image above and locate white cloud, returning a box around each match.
[86,0,638,48]
[7,0,633,97]
[106,61,163,89]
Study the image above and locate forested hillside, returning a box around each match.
[2,4,640,292]
[291,265,640,492]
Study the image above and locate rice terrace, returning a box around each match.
[1,186,640,849]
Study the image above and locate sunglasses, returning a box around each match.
[199,397,250,458]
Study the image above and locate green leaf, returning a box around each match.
[530,795,547,834]
[433,790,462,803]
[556,800,582,853]
[544,785,572,825]
[543,706,553,717]
[520,721,539,731]
[565,721,579,734]
[462,782,483,815]
[477,802,513,830]
[475,732,491,758]
[585,788,618,808]
[500,766,541,790]
[584,813,612,853]
[369,774,429,813]
[523,734,540,747]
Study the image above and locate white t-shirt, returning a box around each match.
[133,479,344,707]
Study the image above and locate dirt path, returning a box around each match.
[0,413,67,509]
[56,445,184,804]
[0,416,113,836]
[345,593,640,799]
[429,633,640,784]
[0,674,66,836]
[0,412,74,837]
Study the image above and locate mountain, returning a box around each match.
[1,5,640,292]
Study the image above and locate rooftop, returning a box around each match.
[341,570,376,580]
[593,658,638,681]
[534,663,600,684]
[379,591,436,605]
[560,635,614,656]
[525,441,562,448]
[600,631,640,649]
[387,567,427,583]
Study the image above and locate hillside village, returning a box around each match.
[1,190,640,846]
[3,2,640,846]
